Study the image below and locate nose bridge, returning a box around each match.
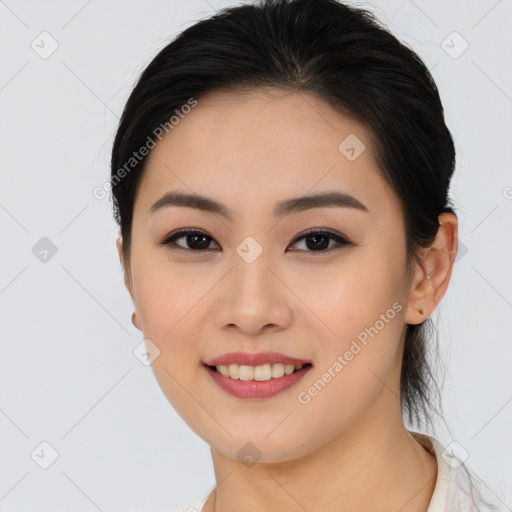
[232,234,274,300]
[213,233,292,333]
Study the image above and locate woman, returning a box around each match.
[110,0,499,510]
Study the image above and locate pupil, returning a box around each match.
[189,234,210,250]
[306,234,329,250]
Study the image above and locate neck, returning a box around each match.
[203,392,437,512]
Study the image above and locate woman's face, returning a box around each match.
[120,88,420,463]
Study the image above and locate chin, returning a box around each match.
[208,430,318,465]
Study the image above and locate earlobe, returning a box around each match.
[132,311,141,331]
[405,212,458,325]
[404,266,432,325]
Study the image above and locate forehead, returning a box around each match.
[135,87,402,223]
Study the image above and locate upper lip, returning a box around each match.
[204,351,312,367]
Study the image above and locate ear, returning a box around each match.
[117,236,142,331]
[116,235,134,300]
[405,212,458,325]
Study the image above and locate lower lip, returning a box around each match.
[204,364,313,399]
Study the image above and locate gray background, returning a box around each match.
[1,0,511,510]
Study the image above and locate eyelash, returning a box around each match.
[159,228,352,254]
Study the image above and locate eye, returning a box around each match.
[287,229,352,253]
[160,229,220,252]
[160,228,351,253]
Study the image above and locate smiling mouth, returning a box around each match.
[206,362,313,381]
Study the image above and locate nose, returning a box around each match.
[213,246,293,336]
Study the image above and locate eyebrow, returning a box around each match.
[149,190,368,220]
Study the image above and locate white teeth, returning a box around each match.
[284,364,296,375]
[239,365,254,381]
[253,364,271,381]
[271,363,285,378]
[228,363,239,379]
[218,365,230,378]
[214,363,306,381]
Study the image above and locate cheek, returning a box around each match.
[294,268,405,435]
[132,242,197,328]
[132,264,209,422]
[130,248,207,369]
[136,278,202,355]
[302,251,406,379]
[304,252,403,330]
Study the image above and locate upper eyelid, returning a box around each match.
[289,228,350,244]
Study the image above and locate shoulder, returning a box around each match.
[176,484,216,512]
[410,431,499,512]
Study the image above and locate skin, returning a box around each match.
[117,87,458,512]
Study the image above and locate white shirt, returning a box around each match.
[177,431,487,511]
